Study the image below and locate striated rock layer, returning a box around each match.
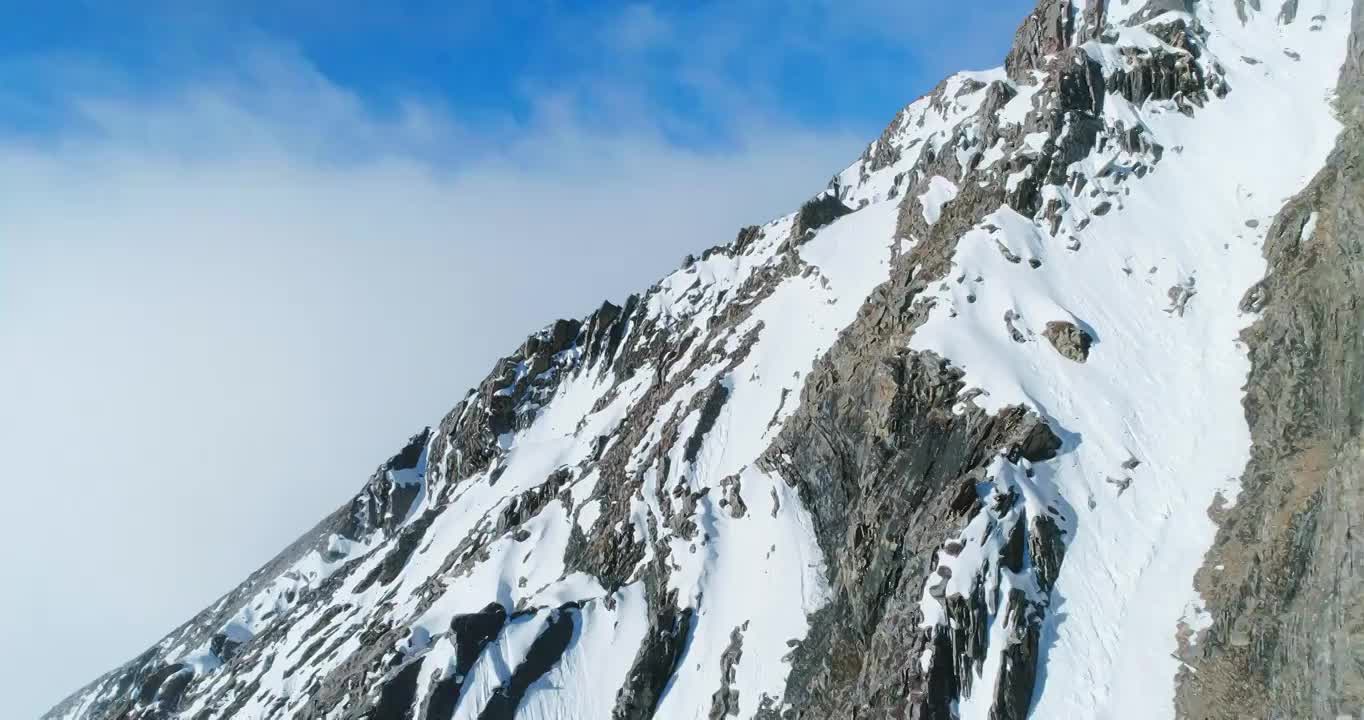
[44,0,1362,719]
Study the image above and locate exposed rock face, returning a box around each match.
[342,429,432,540]
[708,625,746,719]
[752,112,1069,713]
[421,603,507,720]
[1005,0,1079,82]
[1176,2,1364,715]
[792,191,854,239]
[478,606,577,720]
[41,1,1361,719]
[761,345,1063,718]
[613,593,695,720]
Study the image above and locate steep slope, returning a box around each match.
[44,1,1361,719]
[1176,0,1364,715]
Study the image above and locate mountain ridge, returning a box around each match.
[46,0,1364,718]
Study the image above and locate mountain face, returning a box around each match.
[45,0,1364,718]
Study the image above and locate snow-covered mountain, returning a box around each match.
[45,0,1364,718]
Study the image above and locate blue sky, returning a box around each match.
[0,2,1034,716]
[0,1,1032,154]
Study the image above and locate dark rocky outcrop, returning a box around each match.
[354,506,441,592]
[753,100,1069,714]
[450,604,508,670]
[137,664,191,713]
[208,633,241,664]
[422,603,508,720]
[1005,0,1080,82]
[708,624,746,719]
[1105,18,1220,112]
[342,428,432,541]
[988,590,1041,720]
[494,467,572,534]
[1042,320,1094,362]
[733,225,763,253]
[612,598,695,720]
[684,382,731,463]
[428,306,624,491]
[368,660,423,720]
[477,606,577,720]
[793,192,854,239]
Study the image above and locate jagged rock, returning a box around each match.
[342,428,432,540]
[613,601,694,720]
[479,606,577,720]
[1029,514,1067,591]
[1124,0,1196,25]
[1167,279,1197,315]
[718,474,747,519]
[421,603,508,720]
[1001,517,1026,573]
[733,225,762,253]
[495,467,572,534]
[1078,0,1108,43]
[1004,309,1029,343]
[995,240,1023,263]
[208,633,241,664]
[684,382,731,463]
[370,659,423,720]
[757,197,1068,718]
[947,578,991,697]
[1042,320,1094,362]
[353,506,441,592]
[988,590,1041,720]
[707,625,746,719]
[793,191,853,239]
[1107,21,1210,107]
[136,664,190,710]
[1050,47,1107,115]
[1004,0,1076,82]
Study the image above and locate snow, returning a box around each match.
[156,156,905,719]
[51,1,1356,718]
[516,588,650,719]
[920,176,960,225]
[1302,210,1320,243]
[575,498,602,532]
[906,1,1352,717]
[449,613,548,720]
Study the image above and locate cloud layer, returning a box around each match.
[0,44,865,717]
[0,2,1035,714]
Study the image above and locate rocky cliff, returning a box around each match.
[1177,0,1364,716]
[44,0,1363,718]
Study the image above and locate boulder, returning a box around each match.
[1042,320,1093,362]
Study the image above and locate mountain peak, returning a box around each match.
[47,0,1364,718]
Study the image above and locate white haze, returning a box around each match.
[0,50,863,716]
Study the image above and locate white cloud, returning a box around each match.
[0,47,862,716]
